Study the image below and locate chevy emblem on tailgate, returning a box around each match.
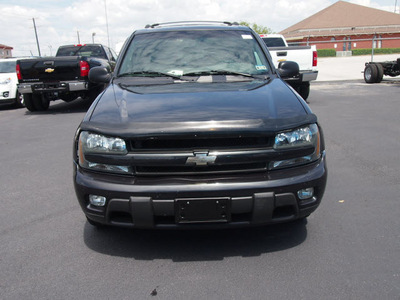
[186,152,216,166]
[45,68,55,73]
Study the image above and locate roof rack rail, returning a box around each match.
[145,21,239,29]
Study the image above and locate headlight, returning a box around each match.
[270,124,320,170]
[80,131,127,154]
[0,77,11,85]
[78,131,132,174]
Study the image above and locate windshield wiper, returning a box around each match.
[211,70,257,78]
[118,71,186,80]
[184,70,270,80]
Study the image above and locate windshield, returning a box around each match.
[0,61,16,73]
[56,45,107,58]
[119,30,271,77]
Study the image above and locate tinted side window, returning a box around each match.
[56,46,107,59]
[262,38,286,47]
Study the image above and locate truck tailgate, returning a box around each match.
[269,46,315,71]
[18,56,82,82]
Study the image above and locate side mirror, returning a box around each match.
[89,66,111,84]
[277,61,299,78]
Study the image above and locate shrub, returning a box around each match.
[352,48,400,56]
[317,49,336,57]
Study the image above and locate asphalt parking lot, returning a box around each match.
[0,67,399,299]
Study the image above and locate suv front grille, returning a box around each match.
[124,134,275,176]
[135,162,268,175]
[130,136,273,151]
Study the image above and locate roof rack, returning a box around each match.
[145,21,239,29]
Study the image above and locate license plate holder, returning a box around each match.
[175,198,231,224]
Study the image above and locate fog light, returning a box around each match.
[89,195,106,207]
[297,187,314,200]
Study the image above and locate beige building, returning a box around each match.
[0,44,13,58]
[280,1,400,51]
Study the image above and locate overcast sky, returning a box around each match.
[2,0,399,56]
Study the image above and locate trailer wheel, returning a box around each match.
[24,94,37,112]
[364,64,378,83]
[376,64,384,83]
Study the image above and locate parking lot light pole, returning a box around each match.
[32,18,41,57]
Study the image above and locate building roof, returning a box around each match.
[0,44,13,49]
[280,1,400,40]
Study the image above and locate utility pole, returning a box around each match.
[395,0,398,13]
[77,31,81,44]
[32,18,41,57]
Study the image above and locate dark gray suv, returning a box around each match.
[73,21,327,229]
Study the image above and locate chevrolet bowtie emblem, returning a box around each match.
[45,68,55,73]
[186,152,216,166]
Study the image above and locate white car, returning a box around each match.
[0,58,24,107]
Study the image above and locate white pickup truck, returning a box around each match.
[260,34,318,100]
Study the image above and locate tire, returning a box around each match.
[14,91,25,108]
[87,85,105,102]
[299,82,310,100]
[375,63,384,83]
[364,63,378,83]
[32,94,50,111]
[23,94,37,112]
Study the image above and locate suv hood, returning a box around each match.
[83,78,316,137]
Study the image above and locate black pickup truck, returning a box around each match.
[17,44,117,111]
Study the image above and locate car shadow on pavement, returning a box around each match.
[0,103,24,111]
[83,220,307,261]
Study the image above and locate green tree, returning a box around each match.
[239,21,273,34]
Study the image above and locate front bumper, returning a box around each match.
[74,153,327,229]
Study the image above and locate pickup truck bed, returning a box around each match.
[261,35,318,100]
[17,44,116,111]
